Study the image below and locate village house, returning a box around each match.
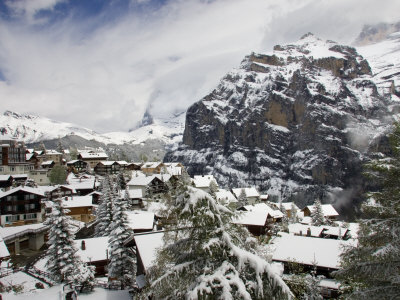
[40,160,55,169]
[126,210,155,233]
[141,162,165,175]
[66,160,88,173]
[232,187,260,205]
[0,186,45,226]
[93,161,130,176]
[192,175,219,192]
[127,162,142,171]
[0,175,13,190]
[74,236,110,276]
[77,150,108,169]
[119,189,143,208]
[25,152,40,169]
[302,204,339,221]
[62,196,96,223]
[28,169,50,185]
[215,189,237,207]
[127,175,167,196]
[42,149,63,166]
[163,162,184,175]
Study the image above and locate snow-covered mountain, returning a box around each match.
[0,110,185,147]
[166,33,398,210]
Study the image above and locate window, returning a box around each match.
[6,205,12,212]
[29,194,35,200]
[5,215,19,222]
[30,203,35,209]
[25,213,37,220]
[25,194,30,200]
[10,167,15,172]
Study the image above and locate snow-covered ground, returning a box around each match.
[5,285,130,299]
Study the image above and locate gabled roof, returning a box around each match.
[288,223,325,237]
[0,175,12,182]
[304,204,339,217]
[26,153,35,160]
[272,233,354,269]
[215,189,237,204]
[11,174,28,179]
[242,203,283,219]
[192,175,218,188]
[126,211,155,231]
[41,160,55,166]
[0,186,45,198]
[78,152,108,159]
[141,162,164,169]
[67,160,86,165]
[45,150,62,155]
[127,175,161,186]
[74,236,110,263]
[0,237,10,258]
[133,231,164,271]
[232,187,260,198]
[233,210,268,226]
[280,202,299,211]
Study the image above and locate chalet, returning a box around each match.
[163,162,184,175]
[0,175,13,190]
[47,185,74,199]
[234,203,283,235]
[77,151,108,169]
[127,175,167,196]
[119,189,143,208]
[0,186,45,226]
[25,152,40,169]
[141,162,165,175]
[88,191,102,205]
[10,174,28,185]
[74,237,110,276]
[193,175,219,192]
[94,161,121,176]
[126,162,141,171]
[42,150,63,166]
[0,223,49,255]
[66,160,88,173]
[288,223,325,238]
[63,179,97,196]
[232,187,260,205]
[280,202,300,218]
[302,204,339,220]
[271,233,354,277]
[125,231,164,288]
[62,196,95,223]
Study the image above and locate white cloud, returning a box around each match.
[0,0,399,132]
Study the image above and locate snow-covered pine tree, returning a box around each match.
[46,196,95,288]
[289,202,299,224]
[117,172,126,190]
[123,186,134,210]
[95,176,114,236]
[237,188,248,208]
[279,203,289,233]
[144,186,293,299]
[310,199,325,226]
[208,180,219,198]
[336,123,400,299]
[108,188,135,288]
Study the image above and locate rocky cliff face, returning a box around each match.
[166,33,398,209]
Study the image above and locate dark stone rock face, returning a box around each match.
[165,34,396,212]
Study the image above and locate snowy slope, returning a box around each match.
[357,30,400,100]
[0,110,185,146]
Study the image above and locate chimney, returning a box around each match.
[81,240,86,250]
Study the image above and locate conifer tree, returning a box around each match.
[336,123,400,299]
[237,188,248,207]
[46,196,94,288]
[279,203,289,232]
[95,176,114,236]
[143,182,293,299]
[289,202,299,224]
[310,199,325,226]
[108,189,135,288]
[208,180,219,198]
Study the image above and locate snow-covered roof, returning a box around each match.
[26,153,35,160]
[288,223,325,237]
[215,189,237,204]
[146,201,167,217]
[233,210,268,226]
[11,174,28,179]
[79,152,108,159]
[300,216,312,225]
[280,202,299,211]
[45,150,62,155]
[304,204,339,217]
[153,174,172,182]
[0,175,11,181]
[62,196,93,208]
[127,211,155,231]
[74,236,109,263]
[322,225,349,238]
[272,233,352,269]
[0,237,10,258]
[192,175,218,188]
[0,223,48,241]
[232,187,260,198]
[117,160,128,165]
[242,203,283,219]
[0,186,45,198]
[96,160,117,166]
[127,175,157,187]
[141,162,163,169]
[41,160,54,166]
[134,231,164,271]
[63,180,95,191]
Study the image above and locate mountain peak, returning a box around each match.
[354,21,400,46]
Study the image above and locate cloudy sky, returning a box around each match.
[0,0,399,132]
